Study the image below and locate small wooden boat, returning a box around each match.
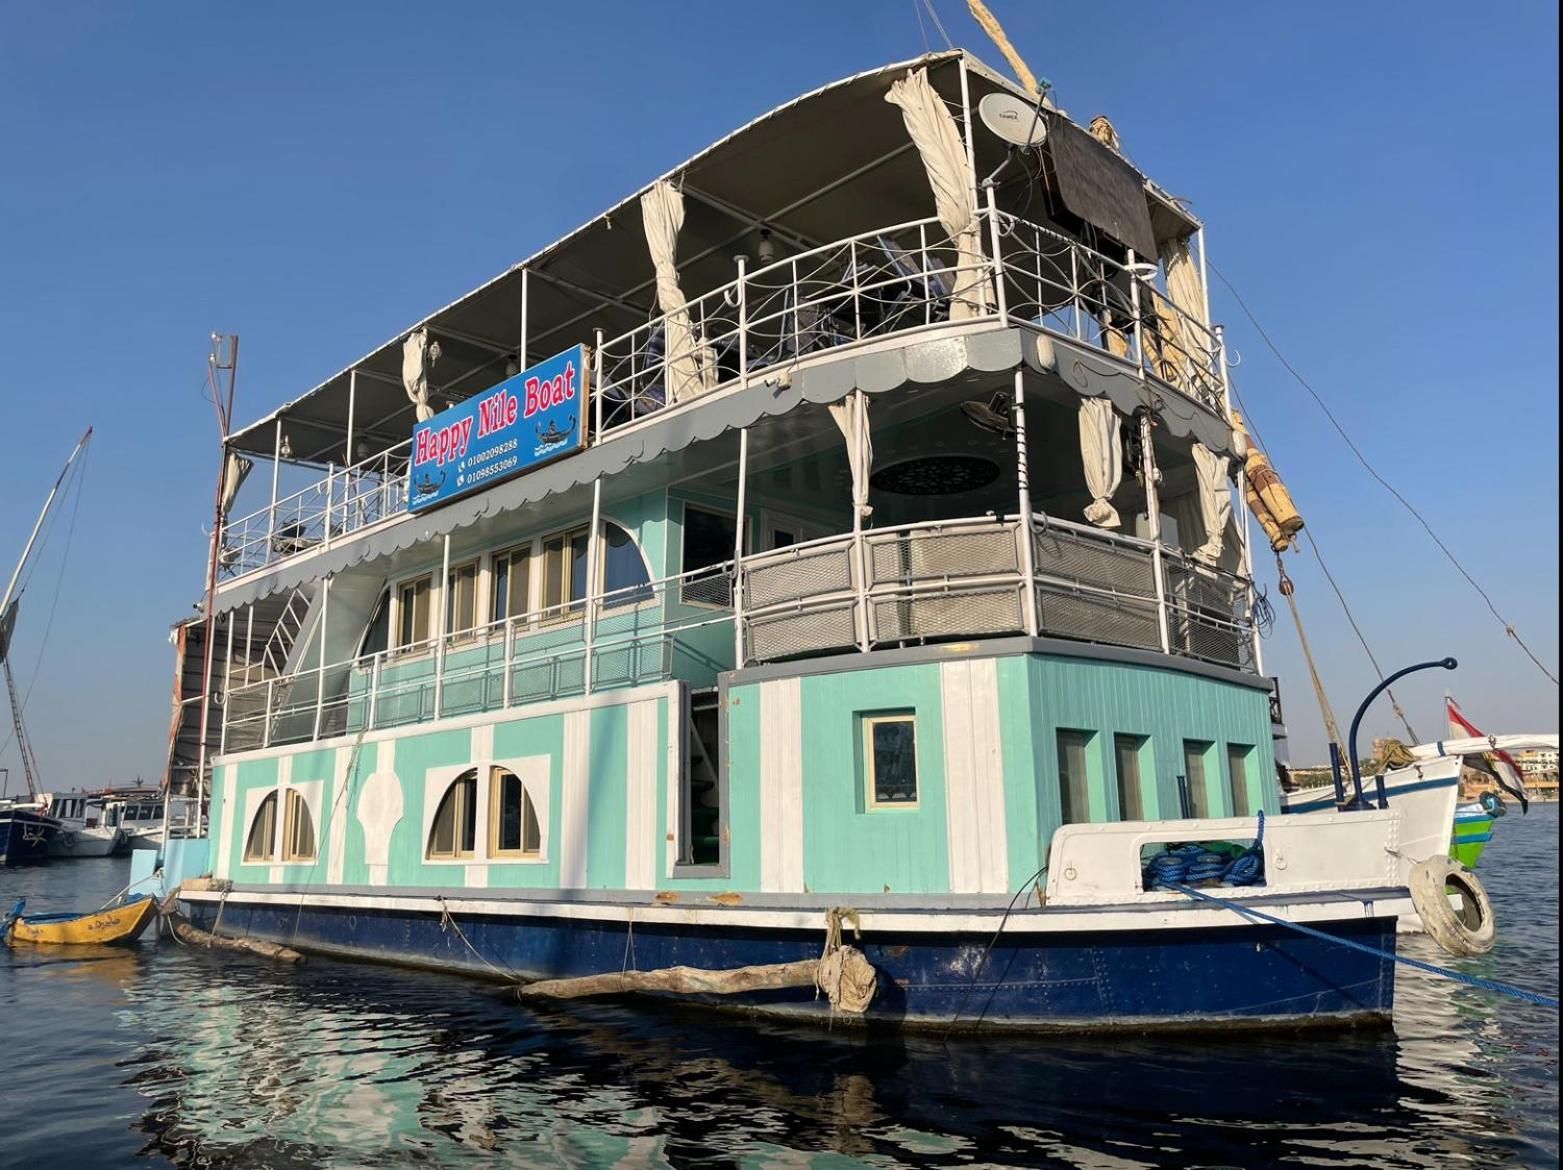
[3,893,158,946]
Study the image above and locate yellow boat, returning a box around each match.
[4,893,158,946]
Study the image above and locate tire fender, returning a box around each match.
[1409,856,1496,957]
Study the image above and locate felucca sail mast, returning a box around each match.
[0,428,93,802]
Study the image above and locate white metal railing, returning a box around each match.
[220,513,1256,754]
[220,440,412,578]
[218,212,1226,579]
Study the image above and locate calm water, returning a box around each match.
[2,807,1556,1170]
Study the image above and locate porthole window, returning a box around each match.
[427,770,478,859]
[244,791,278,862]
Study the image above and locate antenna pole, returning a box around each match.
[178,334,238,856]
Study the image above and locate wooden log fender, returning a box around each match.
[166,912,306,964]
[516,944,878,1013]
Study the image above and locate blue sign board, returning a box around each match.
[407,344,587,513]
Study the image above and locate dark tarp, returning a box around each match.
[1044,114,1157,258]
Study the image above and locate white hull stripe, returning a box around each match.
[182,888,1409,936]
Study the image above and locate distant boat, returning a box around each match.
[0,803,60,866]
[42,792,128,859]
[3,894,158,946]
[99,789,199,851]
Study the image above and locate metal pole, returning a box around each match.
[345,370,358,531]
[1126,248,1145,370]
[244,603,255,686]
[519,268,529,369]
[322,462,335,550]
[1348,657,1457,810]
[267,419,281,560]
[985,185,1007,321]
[434,534,450,718]
[1216,324,1262,674]
[736,256,748,383]
[851,392,872,653]
[1140,411,1172,654]
[593,328,604,440]
[1012,371,1039,636]
[958,57,978,206]
[220,609,235,756]
[733,427,749,667]
[368,652,381,730]
[584,477,602,695]
[313,575,331,741]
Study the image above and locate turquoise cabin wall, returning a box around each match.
[213,643,1272,901]
[797,665,952,895]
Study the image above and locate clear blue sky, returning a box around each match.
[1,1,1556,787]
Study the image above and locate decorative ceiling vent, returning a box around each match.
[870,455,1000,496]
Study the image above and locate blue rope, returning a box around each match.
[1143,810,1267,891]
[1167,881,1560,1010]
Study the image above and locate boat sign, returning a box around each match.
[408,344,587,513]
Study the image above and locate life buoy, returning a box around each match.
[1479,791,1507,818]
[1409,856,1496,957]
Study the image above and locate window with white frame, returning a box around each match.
[282,788,316,862]
[490,544,533,624]
[427,769,478,859]
[244,791,278,862]
[445,559,479,638]
[540,526,590,618]
[863,713,918,807]
[489,766,542,858]
[396,574,433,649]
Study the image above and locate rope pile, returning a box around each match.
[1143,811,1266,891]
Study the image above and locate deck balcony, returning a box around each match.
[219,512,1255,755]
[216,207,1225,583]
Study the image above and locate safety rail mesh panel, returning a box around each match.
[742,543,855,609]
[872,586,1023,643]
[869,525,1018,585]
[1034,587,1162,651]
[1033,527,1157,598]
[745,602,858,662]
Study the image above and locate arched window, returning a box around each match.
[601,522,653,608]
[489,766,542,858]
[245,791,278,862]
[282,789,316,862]
[427,769,478,859]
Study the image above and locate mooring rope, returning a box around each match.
[437,896,522,984]
[1167,881,1560,1009]
[1144,811,1267,890]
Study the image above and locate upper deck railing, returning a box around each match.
[220,512,1257,755]
[218,209,1223,581]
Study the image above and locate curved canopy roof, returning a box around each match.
[227,49,1198,467]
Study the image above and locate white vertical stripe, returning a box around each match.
[559,709,591,889]
[327,748,350,885]
[624,700,659,889]
[465,863,488,888]
[759,677,804,893]
[665,692,683,877]
[215,765,236,879]
[471,723,494,867]
[271,755,292,883]
[941,659,1010,894]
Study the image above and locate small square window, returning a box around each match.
[864,715,918,807]
[1057,729,1093,824]
[1114,734,1146,821]
[1183,740,1213,818]
[1227,744,1253,817]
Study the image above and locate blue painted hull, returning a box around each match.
[0,810,60,866]
[187,897,1396,1031]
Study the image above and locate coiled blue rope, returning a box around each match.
[1167,881,1560,1010]
[1144,810,1267,891]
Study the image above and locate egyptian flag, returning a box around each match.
[1448,697,1530,812]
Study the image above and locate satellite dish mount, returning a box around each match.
[978,89,1051,189]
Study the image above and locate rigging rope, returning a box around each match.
[1168,881,1560,1009]
[1212,263,1558,687]
[1231,382,1417,748]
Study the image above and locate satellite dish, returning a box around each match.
[961,392,1016,437]
[979,92,1048,150]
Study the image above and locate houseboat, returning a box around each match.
[176,51,1423,1029]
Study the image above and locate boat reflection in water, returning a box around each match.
[116,950,1527,1169]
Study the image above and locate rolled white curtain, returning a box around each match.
[1079,398,1122,528]
[1159,235,1208,390]
[885,68,990,321]
[219,452,253,520]
[401,328,437,422]
[828,391,873,522]
[1191,441,1232,565]
[640,180,712,402]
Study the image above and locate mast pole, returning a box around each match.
[186,334,239,855]
[0,428,92,628]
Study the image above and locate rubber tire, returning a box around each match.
[1409,856,1496,957]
